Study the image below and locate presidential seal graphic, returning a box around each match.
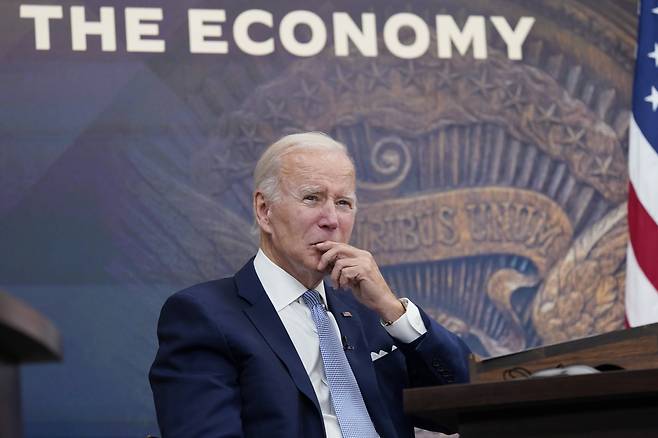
[113,0,634,358]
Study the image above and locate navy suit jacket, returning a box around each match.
[150,259,470,438]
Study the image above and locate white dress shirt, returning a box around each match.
[254,249,427,438]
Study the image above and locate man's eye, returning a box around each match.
[303,195,319,202]
[337,200,353,208]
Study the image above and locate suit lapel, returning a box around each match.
[235,261,321,415]
[325,286,397,438]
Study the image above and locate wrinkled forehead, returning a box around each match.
[279,149,356,182]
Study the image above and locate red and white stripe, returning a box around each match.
[626,116,658,327]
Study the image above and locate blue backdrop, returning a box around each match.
[0,0,636,436]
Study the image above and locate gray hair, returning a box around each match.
[253,132,351,203]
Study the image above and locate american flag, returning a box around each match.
[626,0,658,327]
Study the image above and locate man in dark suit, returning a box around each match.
[150,132,471,438]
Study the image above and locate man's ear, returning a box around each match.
[254,192,272,233]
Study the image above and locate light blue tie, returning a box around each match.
[302,290,379,438]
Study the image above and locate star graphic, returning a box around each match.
[536,103,561,125]
[648,43,658,67]
[212,148,234,175]
[328,64,356,94]
[645,86,658,111]
[263,98,292,125]
[400,61,426,90]
[468,69,497,99]
[293,78,322,112]
[502,84,528,114]
[653,7,658,14]
[435,64,460,90]
[589,155,613,177]
[363,63,389,91]
[235,124,265,151]
[562,126,586,148]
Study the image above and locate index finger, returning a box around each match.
[315,242,354,271]
[314,240,340,251]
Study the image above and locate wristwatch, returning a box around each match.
[382,298,408,326]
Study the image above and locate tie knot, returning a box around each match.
[302,289,324,309]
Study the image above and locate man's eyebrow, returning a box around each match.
[293,185,357,203]
[297,184,323,195]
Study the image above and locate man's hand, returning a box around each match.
[315,241,405,323]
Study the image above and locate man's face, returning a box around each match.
[257,148,357,286]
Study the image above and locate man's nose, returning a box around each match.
[318,202,339,230]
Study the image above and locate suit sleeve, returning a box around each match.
[397,306,471,386]
[149,292,243,438]
[395,307,471,434]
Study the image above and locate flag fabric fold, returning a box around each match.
[626,0,658,327]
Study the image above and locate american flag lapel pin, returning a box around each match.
[341,311,352,317]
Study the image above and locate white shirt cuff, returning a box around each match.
[382,298,427,344]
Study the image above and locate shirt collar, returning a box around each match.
[253,249,327,312]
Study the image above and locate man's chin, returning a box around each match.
[301,259,329,276]
[304,261,326,274]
